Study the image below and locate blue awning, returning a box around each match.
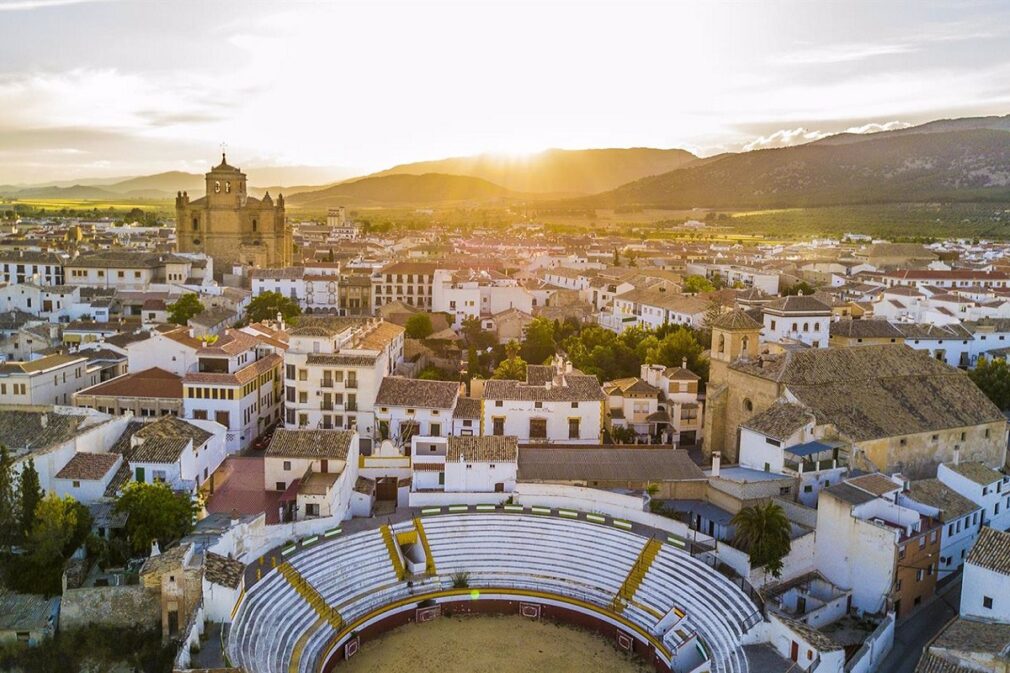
[785,440,839,458]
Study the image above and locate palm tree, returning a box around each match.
[731,501,792,579]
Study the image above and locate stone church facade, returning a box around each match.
[175,155,292,274]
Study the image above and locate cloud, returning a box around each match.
[772,42,916,65]
[741,120,913,151]
[0,0,116,10]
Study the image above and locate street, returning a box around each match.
[876,576,961,673]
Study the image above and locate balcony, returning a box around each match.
[320,379,333,388]
[346,380,358,389]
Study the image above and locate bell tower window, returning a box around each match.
[252,219,258,232]
[226,181,232,193]
[192,217,198,231]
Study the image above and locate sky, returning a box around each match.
[1,0,1010,184]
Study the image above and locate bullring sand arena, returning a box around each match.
[340,614,651,673]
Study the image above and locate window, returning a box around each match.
[534,401,543,409]
[283,461,291,471]
[779,486,790,496]
[571,402,578,409]
[276,481,286,491]
[306,503,319,517]
[430,423,441,436]
[984,596,994,609]
[495,400,503,407]
[72,480,80,488]
[742,398,753,412]
[492,417,505,436]
[529,419,547,438]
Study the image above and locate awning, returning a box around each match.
[785,440,841,458]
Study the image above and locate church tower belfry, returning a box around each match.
[175,153,292,277]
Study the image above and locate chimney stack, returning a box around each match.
[712,451,721,478]
[953,446,961,467]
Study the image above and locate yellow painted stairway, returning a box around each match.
[413,517,438,576]
[381,524,407,580]
[612,538,662,613]
[277,562,343,630]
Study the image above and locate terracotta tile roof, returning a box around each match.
[356,321,404,350]
[483,365,604,402]
[132,417,212,464]
[189,306,237,327]
[763,295,833,314]
[0,588,58,632]
[932,616,1010,654]
[966,527,1010,577]
[775,615,843,652]
[289,316,367,337]
[376,377,459,408]
[847,473,901,497]
[0,353,86,376]
[518,447,704,482]
[740,402,814,441]
[732,345,1005,442]
[907,479,980,521]
[204,552,244,589]
[265,429,354,459]
[162,327,258,356]
[946,461,1003,486]
[55,452,120,481]
[182,353,281,386]
[77,367,182,399]
[829,319,904,339]
[306,353,377,366]
[447,435,518,463]
[914,651,975,673]
[710,309,761,331]
[453,397,481,419]
[0,407,90,457]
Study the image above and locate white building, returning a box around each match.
[431,268,534,329]
[960,527,1010,623]
[263,429,359,522]
[128,416,227,496]
[128,326,284,452]
[902,479,983,579]
[0,353,100,406]
[410,434,518,493]
[815,474,940,617]
[739,402,848,508]
[937,461,1010,530]
[481,356,604,445]
[283,316,404,435]
[52,451,123,503]
[374,377,460,446]
[609,289,708,331]
[761,295,832,348]
[0,250,65,286]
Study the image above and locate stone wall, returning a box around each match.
[60,585,161,630]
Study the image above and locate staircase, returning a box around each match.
[276,562,342,630]
[612,538,662,614]
[381,524,407,580]
[413,517,438,576]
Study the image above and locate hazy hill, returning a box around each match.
[287,173,518,208]
[812,114,1010,146]
[367,147,698,194]
[592,127,1010,209]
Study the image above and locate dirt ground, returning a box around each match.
[341,614,651,673]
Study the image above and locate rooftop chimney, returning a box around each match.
[681,357,688,370]
[711,451,721,478]
[953,446,961,466]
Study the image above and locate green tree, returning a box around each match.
[521,317,556,364]
[405,313,434,339]
[969,356,1010,410]
[783,281,817,296]
[10,493,92,594]
[644,328,709,381]
[466,346,481,380]
[682,274,716,294]
[493,341,528,381]
[167,293,205,325]
[0,444,17,552]
[18,458,42,541]
[731,501,792,579]
[246,290,302,324]
[115,482,197,554]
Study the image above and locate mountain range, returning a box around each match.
[3,114,1010,210]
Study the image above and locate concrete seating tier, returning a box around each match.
[228,513,760,673]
